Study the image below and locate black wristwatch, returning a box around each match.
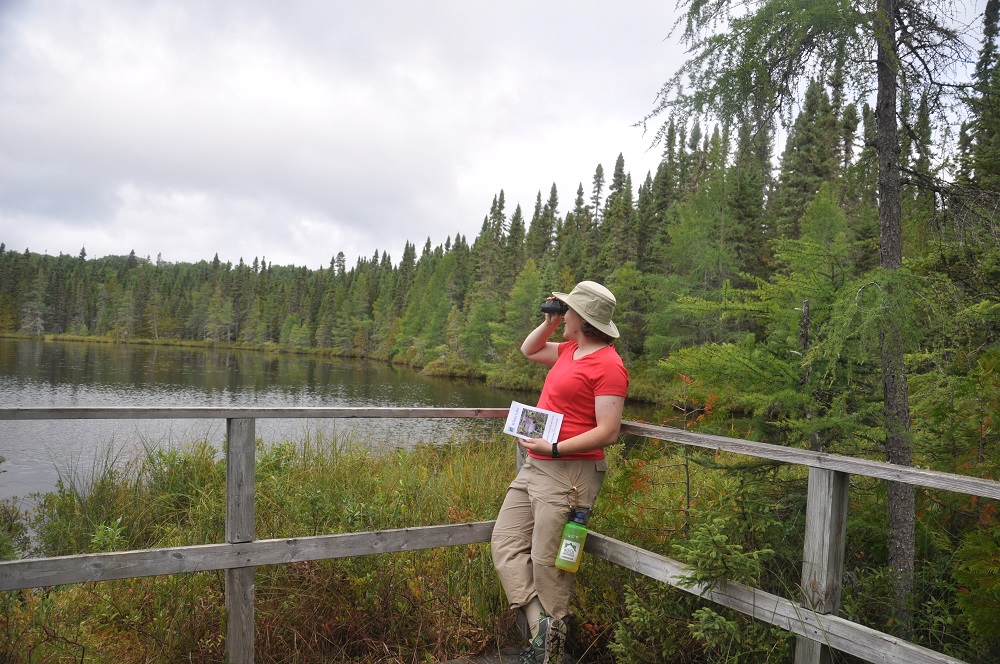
[551,442,561,458]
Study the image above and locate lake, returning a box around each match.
[0,338,658,502]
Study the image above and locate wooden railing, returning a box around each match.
[1,407,998,664]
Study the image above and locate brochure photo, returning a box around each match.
[504,401,563,442]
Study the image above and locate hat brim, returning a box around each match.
[552,291,620,339]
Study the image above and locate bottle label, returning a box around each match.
[558,539,581,563]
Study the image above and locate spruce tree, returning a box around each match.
[770,80,839,239]
[971,0,1000,190]
[524,191,547,258]
[524,184,559,262]
[645,0,971,637]
[590,164,605,225]
[502,204,526,291]
[728,120,771,279]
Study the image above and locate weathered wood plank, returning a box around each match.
[225,417,255,664]
[226,566,253,663]
[2,407,994,664]
[795,468,849,664]
[3,408,996,498]
[799,469,849,614]
[621,422,1000,500]
[0,407,509,420]
[584,532,966,664]
[0,522,496,591]
[226,418,256,545]
[439,647,522,663]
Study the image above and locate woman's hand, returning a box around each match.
[517,396,625,458]
[518,437,554,456]
[542,311,563,326]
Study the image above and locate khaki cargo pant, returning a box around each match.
[490,456,607,621]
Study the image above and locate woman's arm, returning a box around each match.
[518,395,625,456]
[521,312,562,367]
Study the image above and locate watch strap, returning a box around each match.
[551,442,560,458]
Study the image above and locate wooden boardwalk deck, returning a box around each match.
[4,408,992,664]
[439,647,583,662]
[439,647,522,663]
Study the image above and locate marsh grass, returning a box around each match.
[2,429,524,663]
[3,433,988,662]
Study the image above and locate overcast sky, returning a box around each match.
[0,1,684,269]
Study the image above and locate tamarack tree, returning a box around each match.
[642,0,972,638]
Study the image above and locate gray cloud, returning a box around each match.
[0,0,681,268]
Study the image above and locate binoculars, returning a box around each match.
[540,298,569,315]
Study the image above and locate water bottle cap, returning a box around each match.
[573,510,587,523]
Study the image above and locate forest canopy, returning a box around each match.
[2,1,1000,658]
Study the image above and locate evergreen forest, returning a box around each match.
[3,0,1000,660]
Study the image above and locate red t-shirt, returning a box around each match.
[530,341,629,461]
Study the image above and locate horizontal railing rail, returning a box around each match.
[620,421,1000,500]
[0,523,495,589]
[1,407,995,664]
[0,406,510,421]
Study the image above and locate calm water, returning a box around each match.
[0,338,541,501]
[0,338,661,502]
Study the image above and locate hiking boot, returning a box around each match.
[543,617,567,664]
[515,607,531,640]
[518,616,550,664]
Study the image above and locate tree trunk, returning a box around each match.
[875,0,915,638]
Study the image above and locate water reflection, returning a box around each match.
[0,338,660,501]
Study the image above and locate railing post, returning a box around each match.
[225,418,256,664]
[794,468,849,664]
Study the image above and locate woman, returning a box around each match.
[491,281,629,664]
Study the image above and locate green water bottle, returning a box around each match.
[554,510,588,572]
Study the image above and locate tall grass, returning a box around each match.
[2,433,995,662]
[3,429,519,663]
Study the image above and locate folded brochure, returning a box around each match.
[504,401,563,442]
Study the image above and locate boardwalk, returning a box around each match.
[440,647,524,663]
[440,646,585,662]
[4,407,997,664]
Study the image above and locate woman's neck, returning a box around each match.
[573,336,609,358]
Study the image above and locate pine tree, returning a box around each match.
[19,268,47,335]
[485,260,547,388]
[728,120,770,279]
[394,242,416,316]
[971,0,1000,190]
[664,160,738,298]
[524,191,547,258]
[634,172,658,269]
[598,155,635,275]
[554,184,591,284]
[502,204,526,292]
[645,0,971,636]
[542,183,560,255]
[590,164,605,226]
[902,93,936,257]
[770,80,839,239]
[205,282,235,343]
[524,185,559,262]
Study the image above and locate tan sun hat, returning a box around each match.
[551,280,619,339]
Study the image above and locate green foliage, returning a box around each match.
[4,431,518,662]
[600,442,805,663]
[90,516,126,551]
[955,525,1000,648]
[608,580,696,662]
[0,498,29,560]
[664,174,739,293]
[3,8,1000,659]
[484,260,548,389]
[673,516,774,591]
